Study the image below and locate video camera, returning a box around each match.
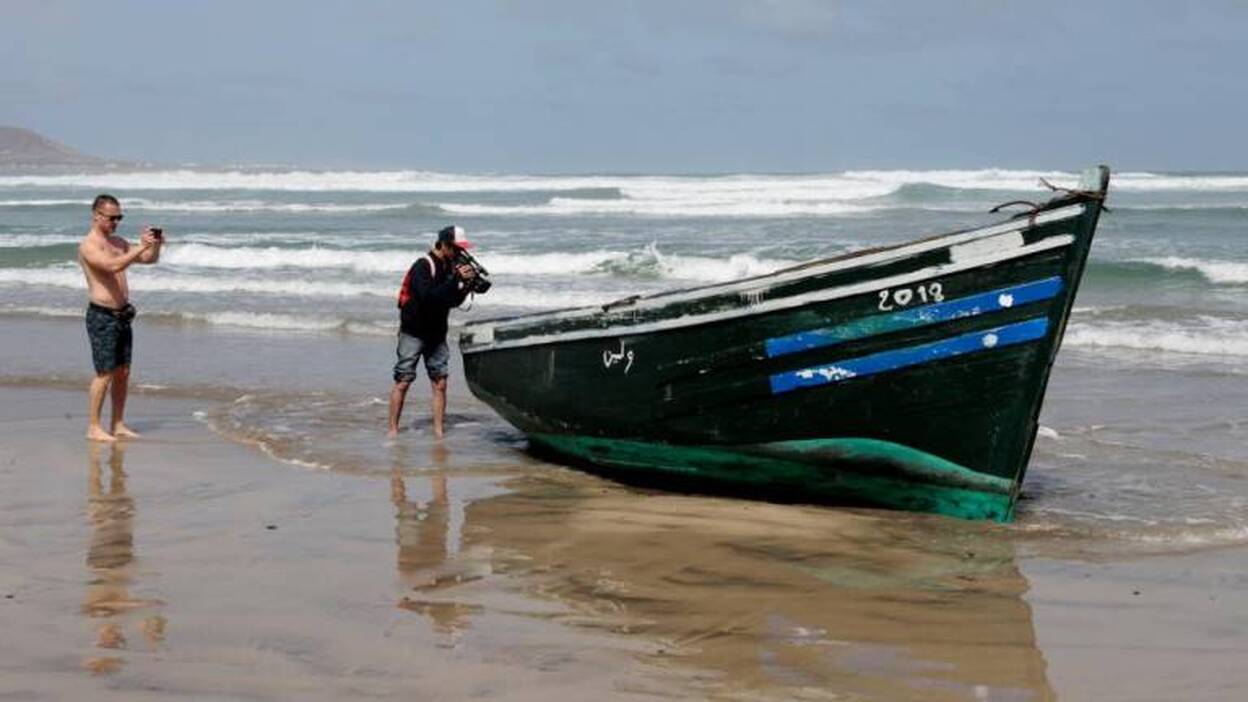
[453,248,492,294]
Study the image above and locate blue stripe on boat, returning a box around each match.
[765,277,1063,358]
[769,317,1050,395]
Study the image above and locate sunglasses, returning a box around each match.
[96,213,124,223]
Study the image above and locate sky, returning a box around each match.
[2,0,1246,173]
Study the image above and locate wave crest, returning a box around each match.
[1066,316,1248,357]
[1130,256,1248,285]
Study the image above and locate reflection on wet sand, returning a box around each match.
[82,443,166,675]
[456,476,1057,701]
[390,443,484,643]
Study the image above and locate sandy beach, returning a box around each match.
[6,1,1248,697]
[2,382,1246,701]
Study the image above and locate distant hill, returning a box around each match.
[0,126,127,167]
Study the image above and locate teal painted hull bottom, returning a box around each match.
[528,434,1017,522]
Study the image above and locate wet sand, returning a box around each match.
[2,385,1247,701]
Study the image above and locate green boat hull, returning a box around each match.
[528,434,1015,521]
[462,167,1111,520]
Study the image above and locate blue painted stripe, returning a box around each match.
[769,317,1050,395]
[765,277,1063,358]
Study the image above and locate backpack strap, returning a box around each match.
[398,254,441,309]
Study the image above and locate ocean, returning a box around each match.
[1,166,1245,555]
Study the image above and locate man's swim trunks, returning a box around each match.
[86,302,136,374]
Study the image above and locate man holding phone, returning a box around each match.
[77,194,164,442]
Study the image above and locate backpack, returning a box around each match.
[396,255,436,309]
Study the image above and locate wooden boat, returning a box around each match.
[460,166,1111,521]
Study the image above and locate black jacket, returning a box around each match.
[399,252,468,343]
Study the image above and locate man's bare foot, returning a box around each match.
[387,428,400,438]
[112,423,140,439]
[87,427,116,442]
[433,428,445,440]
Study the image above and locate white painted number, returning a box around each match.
[877,282,944,311]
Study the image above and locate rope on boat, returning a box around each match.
[988,199,1043,226]
[988,178,1111,225]
[1039,177,1112,213]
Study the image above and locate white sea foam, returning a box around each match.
[124,241,796,282]
[479,251,623,275]
[1109,173,1248,192]
[0,167,1072,194]
[0,234,81,248]
[1133,256,1248,285]
[850,169,1248,193]
[656,250,792,281]
[0,197,411,213]
[0,304,81,318]
[129,199,411,214]
[23,198,408,212]
[0,264,636,309]
[0,266,387,297]
[0,198,89,207]
[160,244,414,273]
[487,246,792,281]
[1037,426,1061,440]
[441,198,877,218]
[1066,317,1248,357]
[158,244,622,276]
[0,230,386,249]
[476,287,628,310]
[841,168,1081,192]
[185,311,391,335]
[1071,305,1126,316]
[0,302,377,333]
[5,168,1247,221]
[1128,524,1248,547]
[3,168,1246,199]
[0,169,640,192]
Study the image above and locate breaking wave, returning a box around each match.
[1066,316,1248,357]
[0,265,636,310]
[0,197,415,214]
[15,239,795,284]
[160,244,414,273]
[439,198,877,218]
[1128,257,1248,285]
[0,234,82,248]
[0,266,386,297]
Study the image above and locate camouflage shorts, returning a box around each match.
[86,303,135,374]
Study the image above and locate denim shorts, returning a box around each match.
[393,333,450,382]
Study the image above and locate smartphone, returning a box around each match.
[150,227,164,239]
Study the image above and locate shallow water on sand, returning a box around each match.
[4,375,1248,700]
[5,309,1248,557]
[1,388,1061,701]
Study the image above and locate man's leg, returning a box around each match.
[430,377,448,439]
[110,364,139,438]
[388,380,412,437]
[389,333,421,436]
[427,341,451,439]
[87,373,115,442]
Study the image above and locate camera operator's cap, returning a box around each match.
[436,225,474,250]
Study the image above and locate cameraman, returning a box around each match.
[388,225,479,438]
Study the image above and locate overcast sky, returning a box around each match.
[2,1,1245,172]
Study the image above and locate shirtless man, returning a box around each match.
[77,194,163,442]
